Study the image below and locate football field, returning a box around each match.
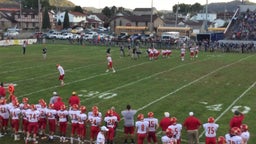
[0,43,255,144]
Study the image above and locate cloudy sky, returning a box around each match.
[69,0,253,11]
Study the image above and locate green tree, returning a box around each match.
[190,3,203,13]
[42,8,51,29]
[57,19,62,26]
[22,0,50,9]
[73,6,83,13]
[63,11,70,29]
[102,6,111,18]
[111,6,117,16]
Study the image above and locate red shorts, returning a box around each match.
[205,137,216,144]
[11,119,19,131]
[78,123,86,137]
[181,53,185,57]
[90,126,100,140]
[147,131,157,143]
[39,118,47,129]
[108,62,113,69]
[124,126,134,134]
[106,127,115,140]
[22,119,28,131]
[48,119,56,132]
[28,122,39,134]
[59,122,67,135]
[71,123,78,135]
[190,52,194,57]
[137,133,147,144]
[59,75,64,80]
[2,118,8,127]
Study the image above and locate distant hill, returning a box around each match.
[0,0,75,7]
[208,0,256,12]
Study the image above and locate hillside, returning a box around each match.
[208,0,256,12]
[0,0,75,7]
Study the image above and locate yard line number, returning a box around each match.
[78,89,117,99]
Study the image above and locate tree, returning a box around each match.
[63,11,70,29]
[57,19,62,26]
[22,0,50,9]
[102,6,111,18]
[111,6,117,16]
[42,8,51,29]
[73,6,83,13]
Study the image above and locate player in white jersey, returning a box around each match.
[203,117,219,144]
[135,114,149,144]
[152,48,160,60]
[106,54,116,73]
[38,100,48,139]
[225,131,232,144]
[56,64,65,86]
[19,97,29,110]
[0,99,9,135]
[180,43,186,61]
[69,104,80,144]
[88,106,102,144]
[230,127,243,144]
[57,104,69,143]
[168,117,182,144]
[161,128,177,144]
[25,104,40,144]
[21,103,30,135]
[189,46,195,60]
[195,44,199,58]
[144,112,159,144]
[46,103,57,141]
[240,124,250,144]
[9,100,21,140]
[104,109,118,144]
[77,105,87,143]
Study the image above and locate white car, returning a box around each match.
[4,30,19,37]
[60,33,73,39]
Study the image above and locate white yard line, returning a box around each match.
[17,61,151,97]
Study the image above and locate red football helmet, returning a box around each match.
[107,109,113,116]
[171,117,177,124]
[39,99,45,104]
[22,97,29,103]
[80,106,86,113]
[72,104,79,110]
[92,106,98,111]
[217,136,226,144]
[231,127,241,136]
[147,112,154,118]
[240,124,248,132]
[30,104,36,110]
[60,105,66,110]
[40,101,47,108]
[48,103,54,109]
[166,128,173,138]
[208,117,215,123]
[24,103,30,109]
[137,113,144,120]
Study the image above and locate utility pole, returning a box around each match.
[38,0,41,32]
[204,0,208,32]
[19,0,22,29]
[150,0,153,33]
[175,2,179,27]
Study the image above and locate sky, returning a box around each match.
[69,0,256,11]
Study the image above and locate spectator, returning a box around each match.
[96,126,109,144]
[229,110,244,129]
[22,40,27,55]
[68,91,80,107]
[183,112,201,144]
[42,47,47,60]
[49,91,59,104]
[121,104,137,144]
[0,82,6,99]
[159,112,172,133]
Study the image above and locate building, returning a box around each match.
[133,7,158,16]
[56,11,87,27]
[190,13,217,22]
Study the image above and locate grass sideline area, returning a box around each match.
[0,43,255,144]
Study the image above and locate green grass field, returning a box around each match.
[0,43,255,144]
